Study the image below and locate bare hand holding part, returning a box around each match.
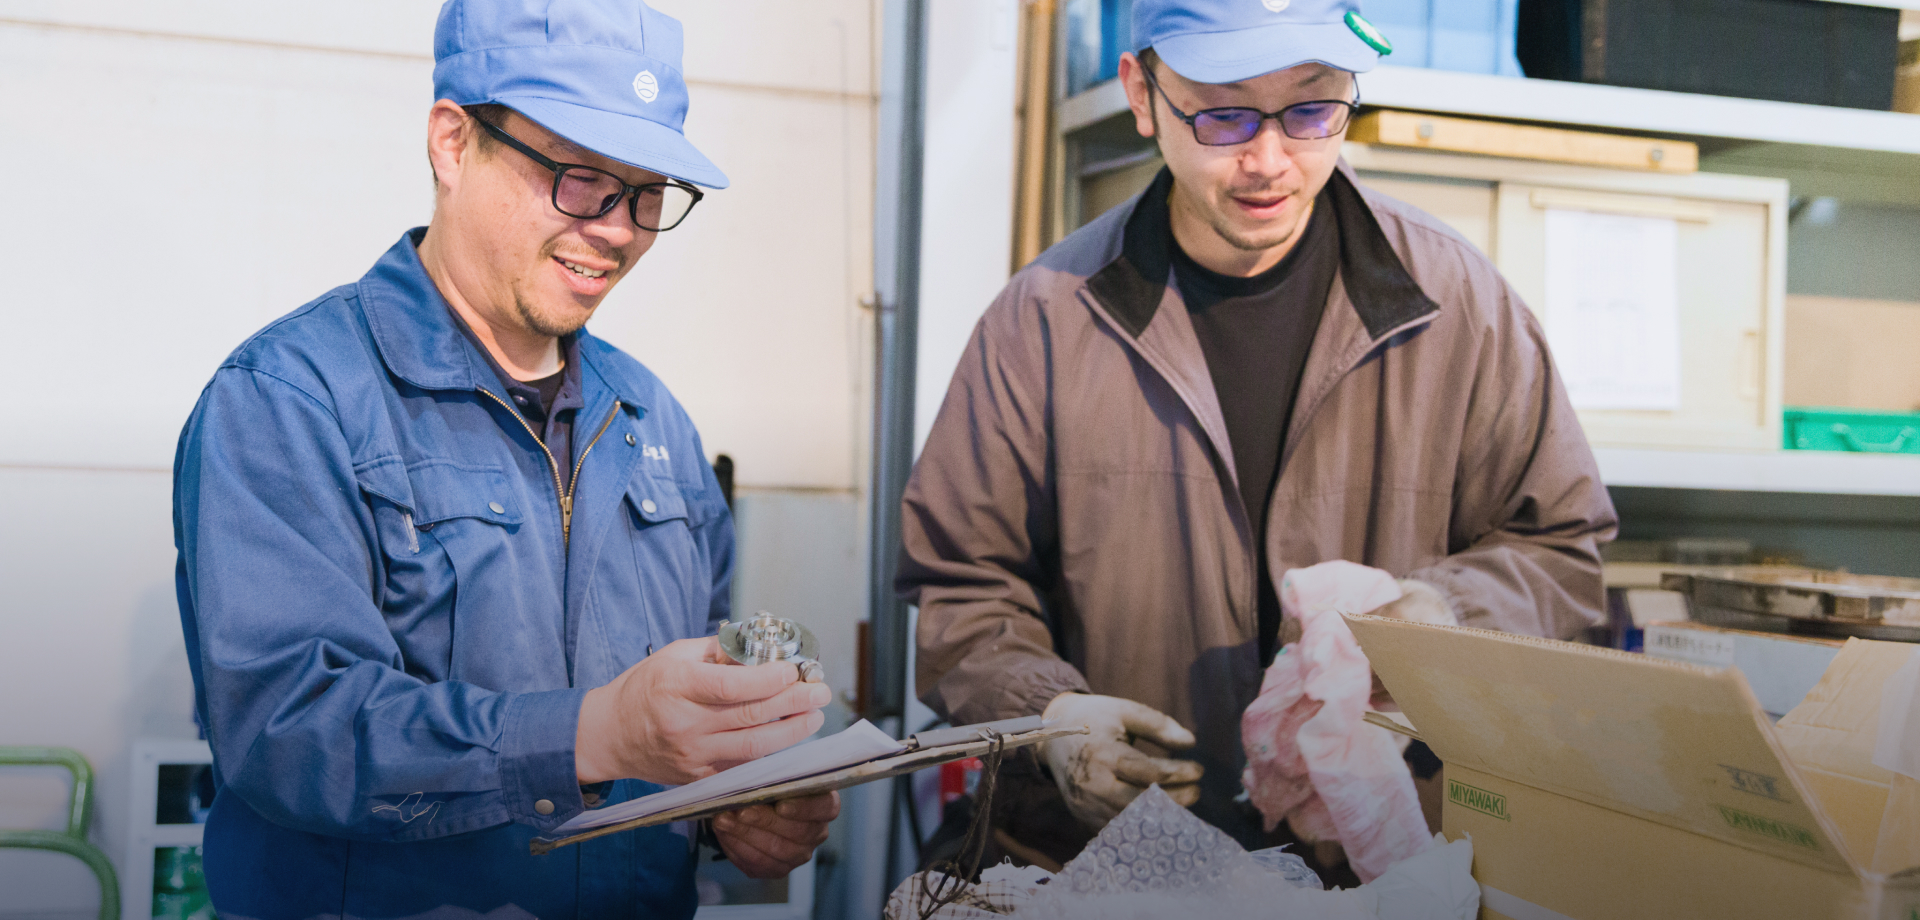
[575,636,831,786]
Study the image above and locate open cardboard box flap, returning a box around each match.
[1774,639,1920,874]
[1345,614,1920,919]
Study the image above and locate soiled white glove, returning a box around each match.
[1040,692,1205,829]
[1374,580,1457,627]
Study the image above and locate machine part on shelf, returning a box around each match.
[719,612,825,682]
[1662,569,1920,642]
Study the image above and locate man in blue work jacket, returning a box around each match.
[171,1,837,916]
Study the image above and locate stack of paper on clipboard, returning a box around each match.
[531,716,1080,854]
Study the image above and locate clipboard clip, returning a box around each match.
[906,715,1050,751]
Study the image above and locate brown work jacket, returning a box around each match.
[896,165,1618,843]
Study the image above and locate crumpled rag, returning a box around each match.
[1240,560,1433,882]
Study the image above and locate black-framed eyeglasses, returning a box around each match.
[1141,66,1359,146]
[474,117,703,232]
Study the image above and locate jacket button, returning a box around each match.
[626,433,637,446]
[582,793,601,807]
[489,502,505,514]
[641,499,658,514]
[535,799,555,815]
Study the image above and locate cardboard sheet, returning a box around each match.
[1873,648,1920,782]
[1775,640,1920,875]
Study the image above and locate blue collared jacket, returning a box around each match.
[172,230,734,919]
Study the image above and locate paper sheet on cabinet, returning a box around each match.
[552,719,906,834]
[1542,208,1682,411]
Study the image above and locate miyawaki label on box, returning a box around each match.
[1714,805,1820,850]
[1448,779,1510,821]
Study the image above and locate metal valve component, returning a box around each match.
[718,612,824,683]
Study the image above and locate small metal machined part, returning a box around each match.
[718,612,824,683]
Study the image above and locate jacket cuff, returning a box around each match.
[1402,566,1471,621]
[998,662,1090,722]
[499,687,592,831]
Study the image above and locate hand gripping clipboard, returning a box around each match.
[529,717,1084,855]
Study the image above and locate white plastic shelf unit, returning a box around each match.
[1596,447,1920,496]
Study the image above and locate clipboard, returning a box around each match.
[530,722,1085,855]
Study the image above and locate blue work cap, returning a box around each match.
[432,0,728,189]
[1132,0,1391,85]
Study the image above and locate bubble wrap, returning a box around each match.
[1247,846,1324,890]
[1008,788,1478,920]
[1050,785,1250,896]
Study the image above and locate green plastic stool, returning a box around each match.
[0,747,120,920]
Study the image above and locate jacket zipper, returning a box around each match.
[476,388,623,545]
[565,403,624,541]
[1075,287,1440,646]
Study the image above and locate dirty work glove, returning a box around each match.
[1373,579,1457,627]
[1039,692,1205,829]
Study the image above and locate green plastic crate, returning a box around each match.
[1783,406,1920,454]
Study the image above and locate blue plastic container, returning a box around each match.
[1065,0,1134,96]
[1065,0,1521,97]
[1365,0,1523,76]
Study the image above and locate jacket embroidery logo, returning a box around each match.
[643,444,670,462]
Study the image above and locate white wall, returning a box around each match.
[912,0,1020,453]
[0,1,877,913]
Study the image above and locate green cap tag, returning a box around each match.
[1346,10,1392,55]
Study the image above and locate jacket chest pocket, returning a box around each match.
[589,476,706,671]
[358,461,564,687]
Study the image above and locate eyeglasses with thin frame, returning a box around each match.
[473,117,704,232]
[1140,65,1360,146]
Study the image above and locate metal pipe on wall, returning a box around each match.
[850,1,929,913]
[866,0,928,731]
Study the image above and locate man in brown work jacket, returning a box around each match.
[895,0,1617,871]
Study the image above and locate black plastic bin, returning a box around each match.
[1517,0,1900,110]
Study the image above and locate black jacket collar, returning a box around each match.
[1085,167,1438,340]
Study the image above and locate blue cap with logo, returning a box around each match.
[432,0,728,189]
[1132,0,1392,85]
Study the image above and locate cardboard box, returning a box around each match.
[1348,615,1920,920]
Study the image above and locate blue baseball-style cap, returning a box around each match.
[1133,0,1391,85]
[432,0,728,189]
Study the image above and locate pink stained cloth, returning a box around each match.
[1240,560,1433,882]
